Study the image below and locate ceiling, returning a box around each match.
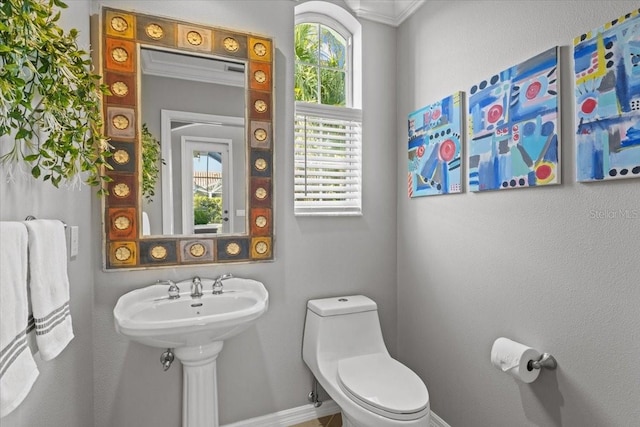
[342,0,425,27]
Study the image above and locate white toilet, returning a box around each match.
[302,295,430,427]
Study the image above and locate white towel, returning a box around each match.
[0,222,39,417]
[24,220,74,361]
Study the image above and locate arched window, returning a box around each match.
[294,2,362,216]
[295,20,349,106]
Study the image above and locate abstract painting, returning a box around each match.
[408,91,463,197]
[574,8,640,182]
[467,47,560,192]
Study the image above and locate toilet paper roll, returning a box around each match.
[490,337,541,383]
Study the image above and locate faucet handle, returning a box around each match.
[212,274,233,294]
[158,280,180,299]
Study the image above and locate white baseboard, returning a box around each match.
[430,410,452,427]
[222,401,451,427]
[221,400,341,427]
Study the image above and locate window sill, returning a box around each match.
[294,210,363,217]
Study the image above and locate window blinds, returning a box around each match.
[294,102,362,216]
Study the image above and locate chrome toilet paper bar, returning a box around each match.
[527,353,557,371]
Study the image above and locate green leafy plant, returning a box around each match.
[193,208,210,225]
[0,0,111,191]
[141,123,163,202]
[193,194,222,225]
[294,22,346,106]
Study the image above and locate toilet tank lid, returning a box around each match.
[307,295,377,317]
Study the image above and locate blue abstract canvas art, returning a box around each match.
[574,8,640,181]
[407,92,463,197]
[467,47,560,192]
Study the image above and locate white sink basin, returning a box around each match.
[114,277,269,348]
[114,276,268,427]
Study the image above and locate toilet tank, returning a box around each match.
[302,295,389,368]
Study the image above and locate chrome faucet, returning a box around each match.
[212,274,233,294]
[158,280,180,299]
[191,276,203,298]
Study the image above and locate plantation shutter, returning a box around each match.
[294,102,362,216]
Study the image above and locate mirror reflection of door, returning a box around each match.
[181,137,233,235]
[158,110,245,236]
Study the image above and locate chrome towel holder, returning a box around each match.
[25,215,67,229]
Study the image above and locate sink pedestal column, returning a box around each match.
[174,341,224,427]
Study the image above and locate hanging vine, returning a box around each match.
[0,0,111,192]
[141,123,163,202]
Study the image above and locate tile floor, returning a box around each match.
[290,412,342,427]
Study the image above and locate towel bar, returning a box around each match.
[24,215,67,229]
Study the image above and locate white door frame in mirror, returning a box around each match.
[180,136,234,235]
[160,109,244,235]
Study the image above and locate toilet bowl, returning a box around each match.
[302,295,430,427]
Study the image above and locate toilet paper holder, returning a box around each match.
[527,353,557,371]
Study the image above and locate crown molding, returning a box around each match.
[343,0,425,27]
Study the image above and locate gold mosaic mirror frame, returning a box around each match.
[97,8,274,269]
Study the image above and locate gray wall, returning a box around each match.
[396,2,640,426]
[8,2,634,427]
[92,1,398,426]
[0,2,95,427]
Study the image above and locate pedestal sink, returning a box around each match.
[113,276,268,427]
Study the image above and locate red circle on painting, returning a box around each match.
[526,81,542,99]
[487,104,503,123]
[536,164,552,180]
[581,98,597,114]
[439,139,456,162]
[417,145,425,158]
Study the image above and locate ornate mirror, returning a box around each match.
[97,8,274,269]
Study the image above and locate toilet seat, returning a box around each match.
[337,353,429,421]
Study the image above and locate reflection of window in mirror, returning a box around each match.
[182,138,232,235]
[140,47,246,236]
[192,151,223,234]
